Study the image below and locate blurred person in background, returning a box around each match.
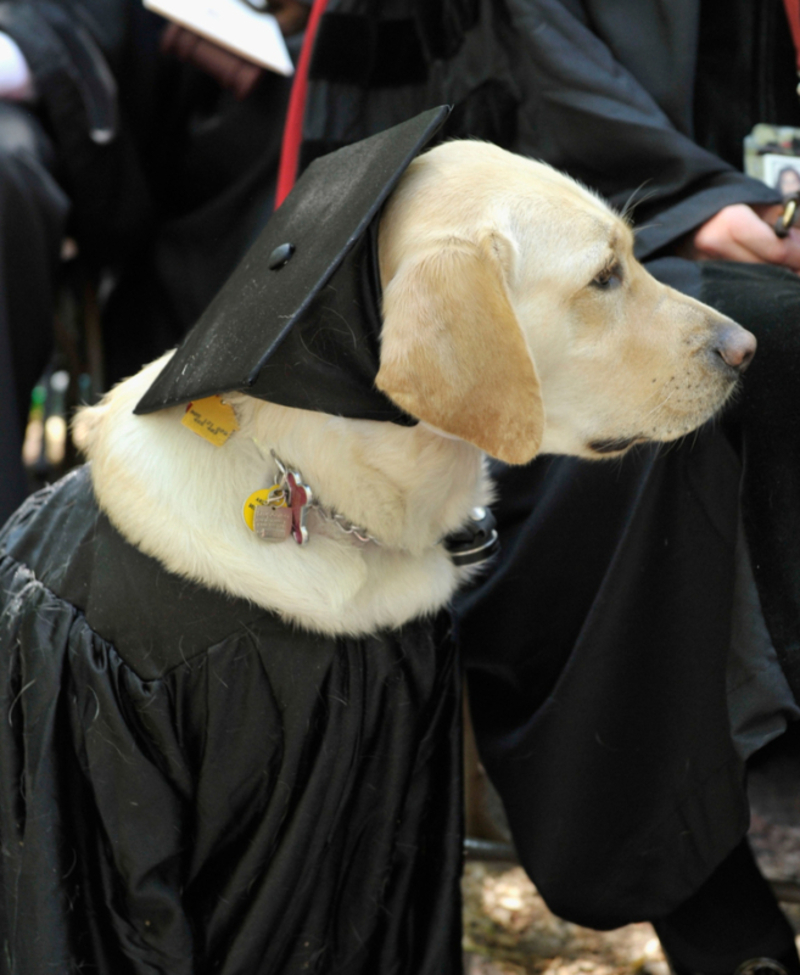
[287,0,800,970]
[0,0,310,523]
[452,2,800,973]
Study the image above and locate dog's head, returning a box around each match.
[376,141,755,464]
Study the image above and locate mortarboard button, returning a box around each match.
[268,243,295,270]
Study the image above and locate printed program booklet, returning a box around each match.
[143,0,294,75]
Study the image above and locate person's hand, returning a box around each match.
[677,203,800,273]
[161,24,263,98]
[266,0,310,37]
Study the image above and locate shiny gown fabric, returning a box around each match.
[0,466,463,974]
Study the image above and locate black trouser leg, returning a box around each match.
[459,260,800,934]
[654,839,799,974]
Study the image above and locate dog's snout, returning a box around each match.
[713,320,757,374]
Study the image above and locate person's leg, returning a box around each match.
[458,259,800,960]
[644,261,800,975]
[457,424,748,930]
[0,102,68,524]
[700,261,800,702]
[654,839,798,975]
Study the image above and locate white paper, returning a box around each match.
[0,32,35,100]
[144,0,294,76]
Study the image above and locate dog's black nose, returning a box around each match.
[713,320,757,373]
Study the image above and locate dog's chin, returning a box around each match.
[587,435,649,457]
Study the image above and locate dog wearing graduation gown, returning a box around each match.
[0,110,758,974]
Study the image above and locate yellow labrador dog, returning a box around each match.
[0,135,755,975]
[80,140,753,637]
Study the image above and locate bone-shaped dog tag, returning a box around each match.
[286,471,312,545]
[253,504,292,541]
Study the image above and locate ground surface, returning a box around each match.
[462,861,669,975]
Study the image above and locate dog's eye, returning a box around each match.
[591,264,623,290]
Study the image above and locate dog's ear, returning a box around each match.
[376,236,544,464]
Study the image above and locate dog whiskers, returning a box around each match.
[642,387,677,421]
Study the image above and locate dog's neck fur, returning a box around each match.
[79,355,492,637]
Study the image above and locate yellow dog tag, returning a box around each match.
[181,396,239,446]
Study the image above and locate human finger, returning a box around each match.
[690,208,771,263]
[729,206,800,270]
[267,0,310,35]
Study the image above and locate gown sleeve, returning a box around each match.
[501,0,780,258]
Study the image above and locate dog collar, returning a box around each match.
[242,451,499,565]
[242,452,378,547]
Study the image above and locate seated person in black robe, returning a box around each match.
[0,0,307,525]
[452,1,800,972]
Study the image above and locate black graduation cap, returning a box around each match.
[135,106,451,422]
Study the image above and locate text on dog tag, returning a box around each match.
[253,504,292,541]
[182,395,239,446]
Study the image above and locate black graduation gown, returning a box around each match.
[0,465,463,974]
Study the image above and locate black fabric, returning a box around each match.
[694,0,800,169]
[310,15,429,87]
[101,70,295,383]
[371,19,429,87]
[413,0,479,60]
[653,840,800,973]
[300,0,522,204]
[302,0,783,258]
[0,465,464,974]
[0,0,155,260]
[699,263,800,700]
[298,83,519,176]
[457,421,747,928]
[308,13,375,86]
[444,78,518,150]
[496,0,780,259]
[135,108,449,422]
[0,103,68,525]
[308,0,479,84]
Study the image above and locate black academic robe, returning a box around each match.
[494,0,795,257]
[0,466,463,974]
[302,0,787,260]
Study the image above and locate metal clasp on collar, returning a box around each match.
[443,507,500,567]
